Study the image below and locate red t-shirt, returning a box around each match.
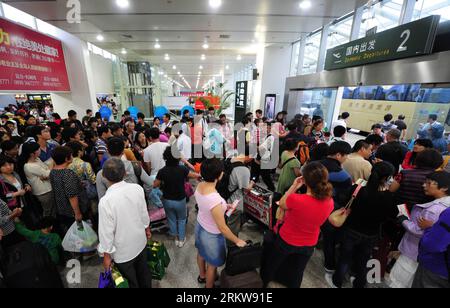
[280,194,334,247]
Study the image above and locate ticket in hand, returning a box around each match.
[397,204,411,220]
[226,199,240,217]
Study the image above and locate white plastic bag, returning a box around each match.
[62,221,99,253]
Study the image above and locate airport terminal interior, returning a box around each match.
[0,0,450,289]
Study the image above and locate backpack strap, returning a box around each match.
[280,157,296,170]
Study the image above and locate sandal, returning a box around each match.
[197,276,207,284]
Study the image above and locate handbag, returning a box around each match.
[82,163,98,200]
[184,182,194,198]
[328,180,366,228]
[0,180,18,209]
[225,240,263,276]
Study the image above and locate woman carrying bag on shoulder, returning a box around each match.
[327,162,398,288]
[261,162,334,288]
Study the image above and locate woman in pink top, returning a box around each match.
[195,158,246,288]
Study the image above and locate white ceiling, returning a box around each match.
[6,0,365,89]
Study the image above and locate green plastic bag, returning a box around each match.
[146,240,170,280]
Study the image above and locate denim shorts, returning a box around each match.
[195,223,226,267]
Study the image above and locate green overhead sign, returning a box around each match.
[325,15,441,71]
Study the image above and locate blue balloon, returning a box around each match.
[99,106,112,120]
[180,105,195,117]
[154,106,169,118]
[127,106,139,120]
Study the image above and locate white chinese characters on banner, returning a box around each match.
[344,40,377,56]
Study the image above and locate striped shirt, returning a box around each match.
[396,168,435,207]
[0,199,15,236]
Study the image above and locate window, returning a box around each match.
[290,42,300,76]
[302,31,321,75]
[358,0,404,38]
[327,14,354,50]
[413,0,450,22]
[2,3,36,29]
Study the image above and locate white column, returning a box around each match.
[0,3,4,17]
[350,6,364,40]
[399,0,416,24]
[50,29,98,117]
[258,44,291,113]
[317,24,331,72]
[296,34,307,75]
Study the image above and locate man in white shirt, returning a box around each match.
[143,127,169,176]
[331,112,350,132]
[98,158,152,288]
[160,113,172,133]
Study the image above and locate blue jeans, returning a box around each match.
[162,199,187,241]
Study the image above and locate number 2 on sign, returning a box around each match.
[397,29,410,52]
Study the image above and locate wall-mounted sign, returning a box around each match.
[235,81,248,108]
[325,15,440,71]
[0,17,70,92]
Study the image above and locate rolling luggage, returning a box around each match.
[220,270,263,288]
[148,207,168,232]
[225,241,263,276]
[2,241,64,288]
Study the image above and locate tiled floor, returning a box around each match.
[61,197,386,289]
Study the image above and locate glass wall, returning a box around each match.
[302,31,322,75]
[339,84,450,140]
[358,0,404,38]
[287,88,338,129]
[327,15,354,50]
[413,0,450,22]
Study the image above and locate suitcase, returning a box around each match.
[225,241,263,276]
[3,241,64,288]
[149,207,169,232]
[220,270,263,288]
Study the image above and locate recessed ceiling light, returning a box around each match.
[201,55,206,61]
[202,43,209,49]
[177,72,181,75]
[237,55,242,61]
[96,34,104,41]
[225,65,230,70]
[164,54,170,61]
[299,0,312,10]
[198,72,202,75]
[116,0,130,9]
[172,65,177,70]
[154,39,161,49]
[121,49,127,55]
[209,0,222,9]
[199,65,203,70]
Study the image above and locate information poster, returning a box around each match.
[0,17,70,92]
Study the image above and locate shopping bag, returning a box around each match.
[111,267,129,288]
[62,221,99,253]
[146,240,170,280]
[98,270,115,289]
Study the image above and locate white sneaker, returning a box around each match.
[325,273,338,288]
[350,276,356,286]
[324,267,335,275]
[177,239,186,248]
[175,239,180,247]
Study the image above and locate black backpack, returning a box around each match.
[216,159,246,201]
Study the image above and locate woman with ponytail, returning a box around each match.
[261,162,334,288]
[328,161,398,288]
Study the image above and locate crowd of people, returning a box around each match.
[0,104,449,289]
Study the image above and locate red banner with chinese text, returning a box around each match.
[0,17,70,92]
